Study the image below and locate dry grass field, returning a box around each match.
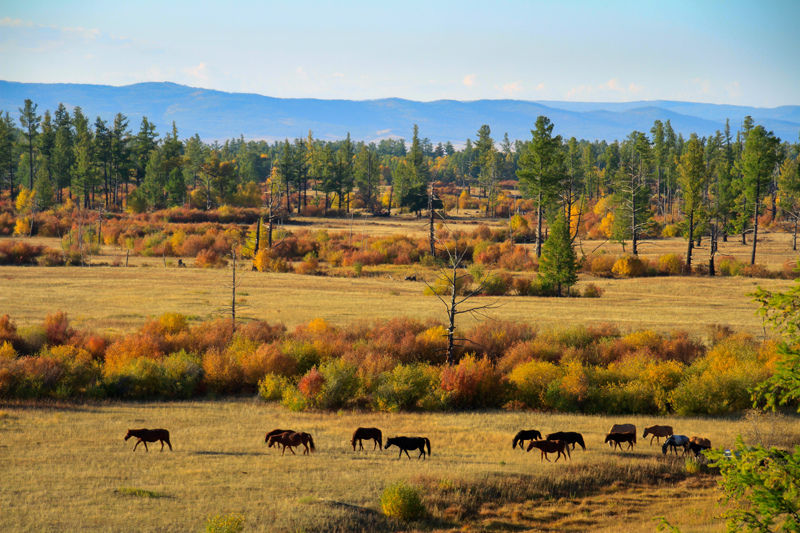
[2,400,797,532]
[0,264,791,338]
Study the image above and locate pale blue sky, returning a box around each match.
[1,0,798,106]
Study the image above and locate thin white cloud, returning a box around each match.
[184,62,209,82]
[462,73,476,87]
[332,72,345,78]
[501,81,522,95]
[0,17,32,27]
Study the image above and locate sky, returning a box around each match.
[1,0,798,107]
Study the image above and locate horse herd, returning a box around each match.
[511,423,713,462]
[123,423,712,462]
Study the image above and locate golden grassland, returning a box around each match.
[0,264,792,338]
[2,400,797,532]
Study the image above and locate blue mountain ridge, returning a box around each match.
[1,81,798,143]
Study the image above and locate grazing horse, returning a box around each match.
[687,436,711,458]
[124,428,172,452]
[546,431,586,451]
[605,432,636,451]
[662,434,690,455]
[268,431,315,455]
[527,439,570,462]
[351,427,383,451]
[643,425,673,445]
[385,436,430,459]
[512,429,542,450]
[265,428,295,444]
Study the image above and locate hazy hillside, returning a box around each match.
[1,80,798,143]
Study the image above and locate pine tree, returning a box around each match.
[677,134,708,271]
[18,99,40,190]
[538,212,578,297]
[739,125,779,264]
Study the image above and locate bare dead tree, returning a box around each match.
[424,225,500,365]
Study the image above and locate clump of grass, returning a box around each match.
[205,513,244,533]
[114,487,168,499]
[380,481,425,521]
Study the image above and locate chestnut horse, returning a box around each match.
[385,436,430,459]
[546,431,586,451]
[527,439,570,462]
[124,428,172,452]
[512,429,542,450]
[643,425,673,445]
[687,436,711,458]
[352,427,383,451]
[268,431,315,455]
[605,432,636,451]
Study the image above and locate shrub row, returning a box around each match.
[0,313,777,415]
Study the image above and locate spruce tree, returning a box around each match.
[538,212,578,297]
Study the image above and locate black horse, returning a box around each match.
[385,436,431,459]
[124,428,172,452]
[546,431,586,451]
[512,429,542,450]
[605,432,636,451]
[352,427,383,451]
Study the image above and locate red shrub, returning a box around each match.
[440,354,505,408]
[44,311,73,345]
[298,366,325,399]
[237,321,286,344]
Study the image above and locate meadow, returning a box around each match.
[2,399,798,532]
[0,263,792,338]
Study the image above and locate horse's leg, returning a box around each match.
[133,439,140,452]
[398,449,403,459]
[143,441,149,452]
[160,440,164,452]
[404,449,411,459]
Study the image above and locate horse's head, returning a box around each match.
[124,430,133,441]
[267,435,276,448]
[385,438,395,449]
[643,428,650,438]
[604,434,612,443]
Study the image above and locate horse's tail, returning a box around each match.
[424,437,431,457]
[308,434,315,452]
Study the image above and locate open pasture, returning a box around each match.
[0,264,791,337]
[2,400,797,532]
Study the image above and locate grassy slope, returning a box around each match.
[1,401,797,532]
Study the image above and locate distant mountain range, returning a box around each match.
[1,80,798,144]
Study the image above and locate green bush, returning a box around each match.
[374,363,438,412]
[316,359,360,409]
[380,482,425,521]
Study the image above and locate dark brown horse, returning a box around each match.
[267,431,315,455]
[546,431,586,451]
[643,425,673,445]
[124,428,172,452]
[265,428,295,444]
[512,429,542,450]
[605,432,636,451]
[527,439,570,462]
[385,436,430,459]
[352,427,383,451]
